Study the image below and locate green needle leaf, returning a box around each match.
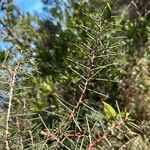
[102,2,112,20]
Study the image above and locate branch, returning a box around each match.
[5,62,21,150]
[68,20,103,123]
[87,117,128,150]
[68,52,95,121]
[40,130,85,142]
[60,20,103,134]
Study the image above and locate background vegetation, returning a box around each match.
[0,0,150,149]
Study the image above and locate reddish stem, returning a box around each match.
[87,118,128,150]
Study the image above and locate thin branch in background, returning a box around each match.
[16,117,24,150]
[5,61,20,150]
[40,130,85,142]
[28,130,35,149]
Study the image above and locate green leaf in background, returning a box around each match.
[103,101,117,120]
[40,82,53,93]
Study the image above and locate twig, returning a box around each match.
[59,20,103,136]
[68,19,102,122]
[5,62,20,150]
[28,130,35,149]
[68,46,95,121]
[87,117,128,150]
[40,130,85,142]
[16,117,24,150]
[64,132,85,138]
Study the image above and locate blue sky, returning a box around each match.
[14,0,43,13]
[0,0,45,51]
